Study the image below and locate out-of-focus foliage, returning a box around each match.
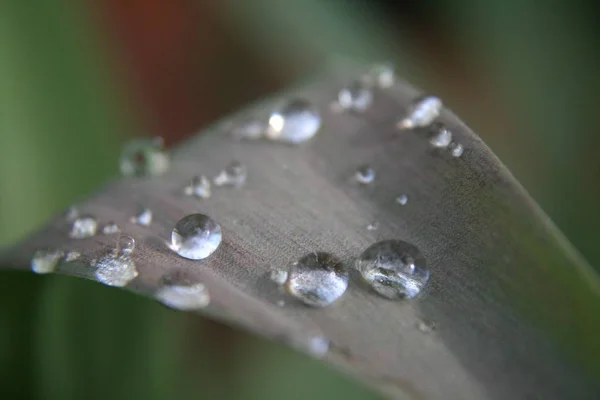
[1,0,599,399]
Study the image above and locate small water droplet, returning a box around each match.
[308,335,330,357]
[417,319,435,333]
[338,80,373,112]
[267,98,321,144]
[117,235,136,256]
[276,299,285,307]
[94,252,138,287]
[102,222,121,234]
[156,282,210,310]
[355,165,375,184]
[65,251,81,262]
[171,214,222,260]
[268,269,288,285]
[396,194,408,206]
[449,141,464,157]
[130,208,152,226]
[69,216,98,239]
[284,252,349,308]
[184,175,211,198]
[213,161,247,188]
[232,118,267,140]
[367,221,379,231]
[397,95,442,129]
[365,63,395,89]
[429,123,452,148]
[65,206,79,221]
[120,137,169,177]
[357,240,429,299]
[31,249,64,274]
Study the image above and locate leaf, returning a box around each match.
[3,59,600,399]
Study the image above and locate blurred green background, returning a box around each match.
[1,1,599,399]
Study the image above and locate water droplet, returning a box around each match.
[367,221,379,231]
[338,80,373,112]
[284,252,349,308]
[429,123,452,148]
[365,63,395,89]
[355,165,375,184]
[130,208,152,226]
[65,251,81,262]
[268,269,288,285]
[357,240,429,299]
[171,214,222,260]
[213,161,247,188]
[31,249,64,274]
[396,194,408,206]
[102,222,121,234]
[95,253,138,287]
[65,206,79,221]
[267,98,321,144]
[232,118,267,140]
[156,282,210,310]
[308,335,330,357]
[417,320,435,333]
[276,299,285,307]
[120,137,169,177]
[117,235,136,256]
[397,95,442,129]
[184,175,211,198]
[69,216,98,239]
[449,141,464,157]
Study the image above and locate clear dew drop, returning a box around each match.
[284,252,349,308]
[102,222,121,234]
[267,98,321,144]
[449,141,464,157]
[69,216,98,239]
[232,118,267,140]
[355,165,376,184]
[396,194,408,206]
[94,252,138,287]
[213,161,247,188]
[397,95,442,130]
[130,208,152,226]
[120,137,169,177]
[429,123,453,148]
[171,213,222,260]
[184,175,211,198]
[367,221,379,231]
[365,63,395,89]
[417,319,435,334]
[117,235,136,256]
[64,251,81,262]
[338,80,373,112]
[268,269,288,286]
[156,282,210,311]
[356,239,429,300]
[31,249,64,274]
[65,206,79,221]
[307,335,330,358]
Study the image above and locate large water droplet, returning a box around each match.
[357,240,429,299]
[284,252,349,308]
[268,269,288,285]
[449,141,464,157]
[232,118,267,140]
[102,222,121,234]
[69,216,98,239]
[120,137,169,177]
[397,96,442,129]
[429,123,452,148]
[171,214,222,260]
[184,175,211,198]
[396,194,408,206]
[31,249,64,274]
[95,252,138,287]
[213,161,247,188]
[130,208,152,226]
[338,80,373,112]
[355,165,376,184]
[156,282,210,310]
[267,98,321,144]
[365,63,395,89]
